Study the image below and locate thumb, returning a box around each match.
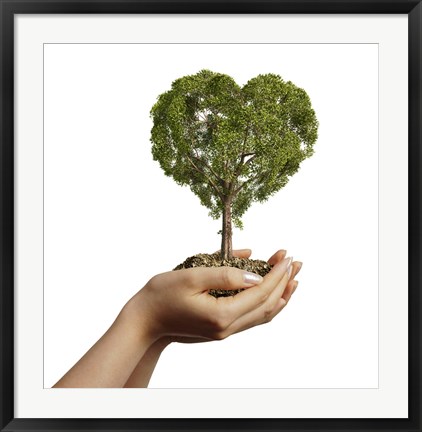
[185,266,263,293]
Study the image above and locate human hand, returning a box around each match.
[53,248,302,388]
[230,248,302,309]
[126,248,302,345]
[165,249,302,344]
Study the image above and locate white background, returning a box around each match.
[43,42,379,388]
[15,14,407,418]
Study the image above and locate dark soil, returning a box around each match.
[173,252,273,298]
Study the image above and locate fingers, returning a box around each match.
[218,261,302,338]
[290,261,302,280]
[154,253,299,298]
[220,271,291,337]
[280,261,301,302]
[267,249,287,266]
[232,249,252,259]
[282,280,298,303]
[267,253,301,283]
[219,257,292,317]
[155,265,264,294]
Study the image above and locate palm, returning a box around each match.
[168,248,299,345]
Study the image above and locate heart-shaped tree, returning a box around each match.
[150,70,318,260]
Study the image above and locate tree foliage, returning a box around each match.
[150,69,318,234]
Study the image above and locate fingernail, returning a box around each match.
[287,264,293,279]
[275,256,292,275]
[284,257,293,277]
[243,272,263,285]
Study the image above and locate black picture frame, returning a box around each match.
[1,0,420,431]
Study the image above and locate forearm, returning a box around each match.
[53,302,155,388]
[124,337,172,388]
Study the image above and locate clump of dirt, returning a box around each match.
[173,252,272,298]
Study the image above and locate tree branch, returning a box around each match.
[186,155,224,200]
[234,125,251,173]
[234,171,267,195]
[237,152,255,167]
[233,152,257,186]
[232,120,259,179]
[183,118,224,186]
[235,161,290,195]
[243,154,257,166]
[190,153,225,186]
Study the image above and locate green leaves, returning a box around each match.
[150,70,318,228]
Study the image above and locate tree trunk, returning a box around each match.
[221,198,233,261]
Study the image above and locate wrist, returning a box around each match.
[119,292,159,347]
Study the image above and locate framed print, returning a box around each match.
[1,0,421,431]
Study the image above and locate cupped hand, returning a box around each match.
[166,249,302,344]
[128,249,302,344]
